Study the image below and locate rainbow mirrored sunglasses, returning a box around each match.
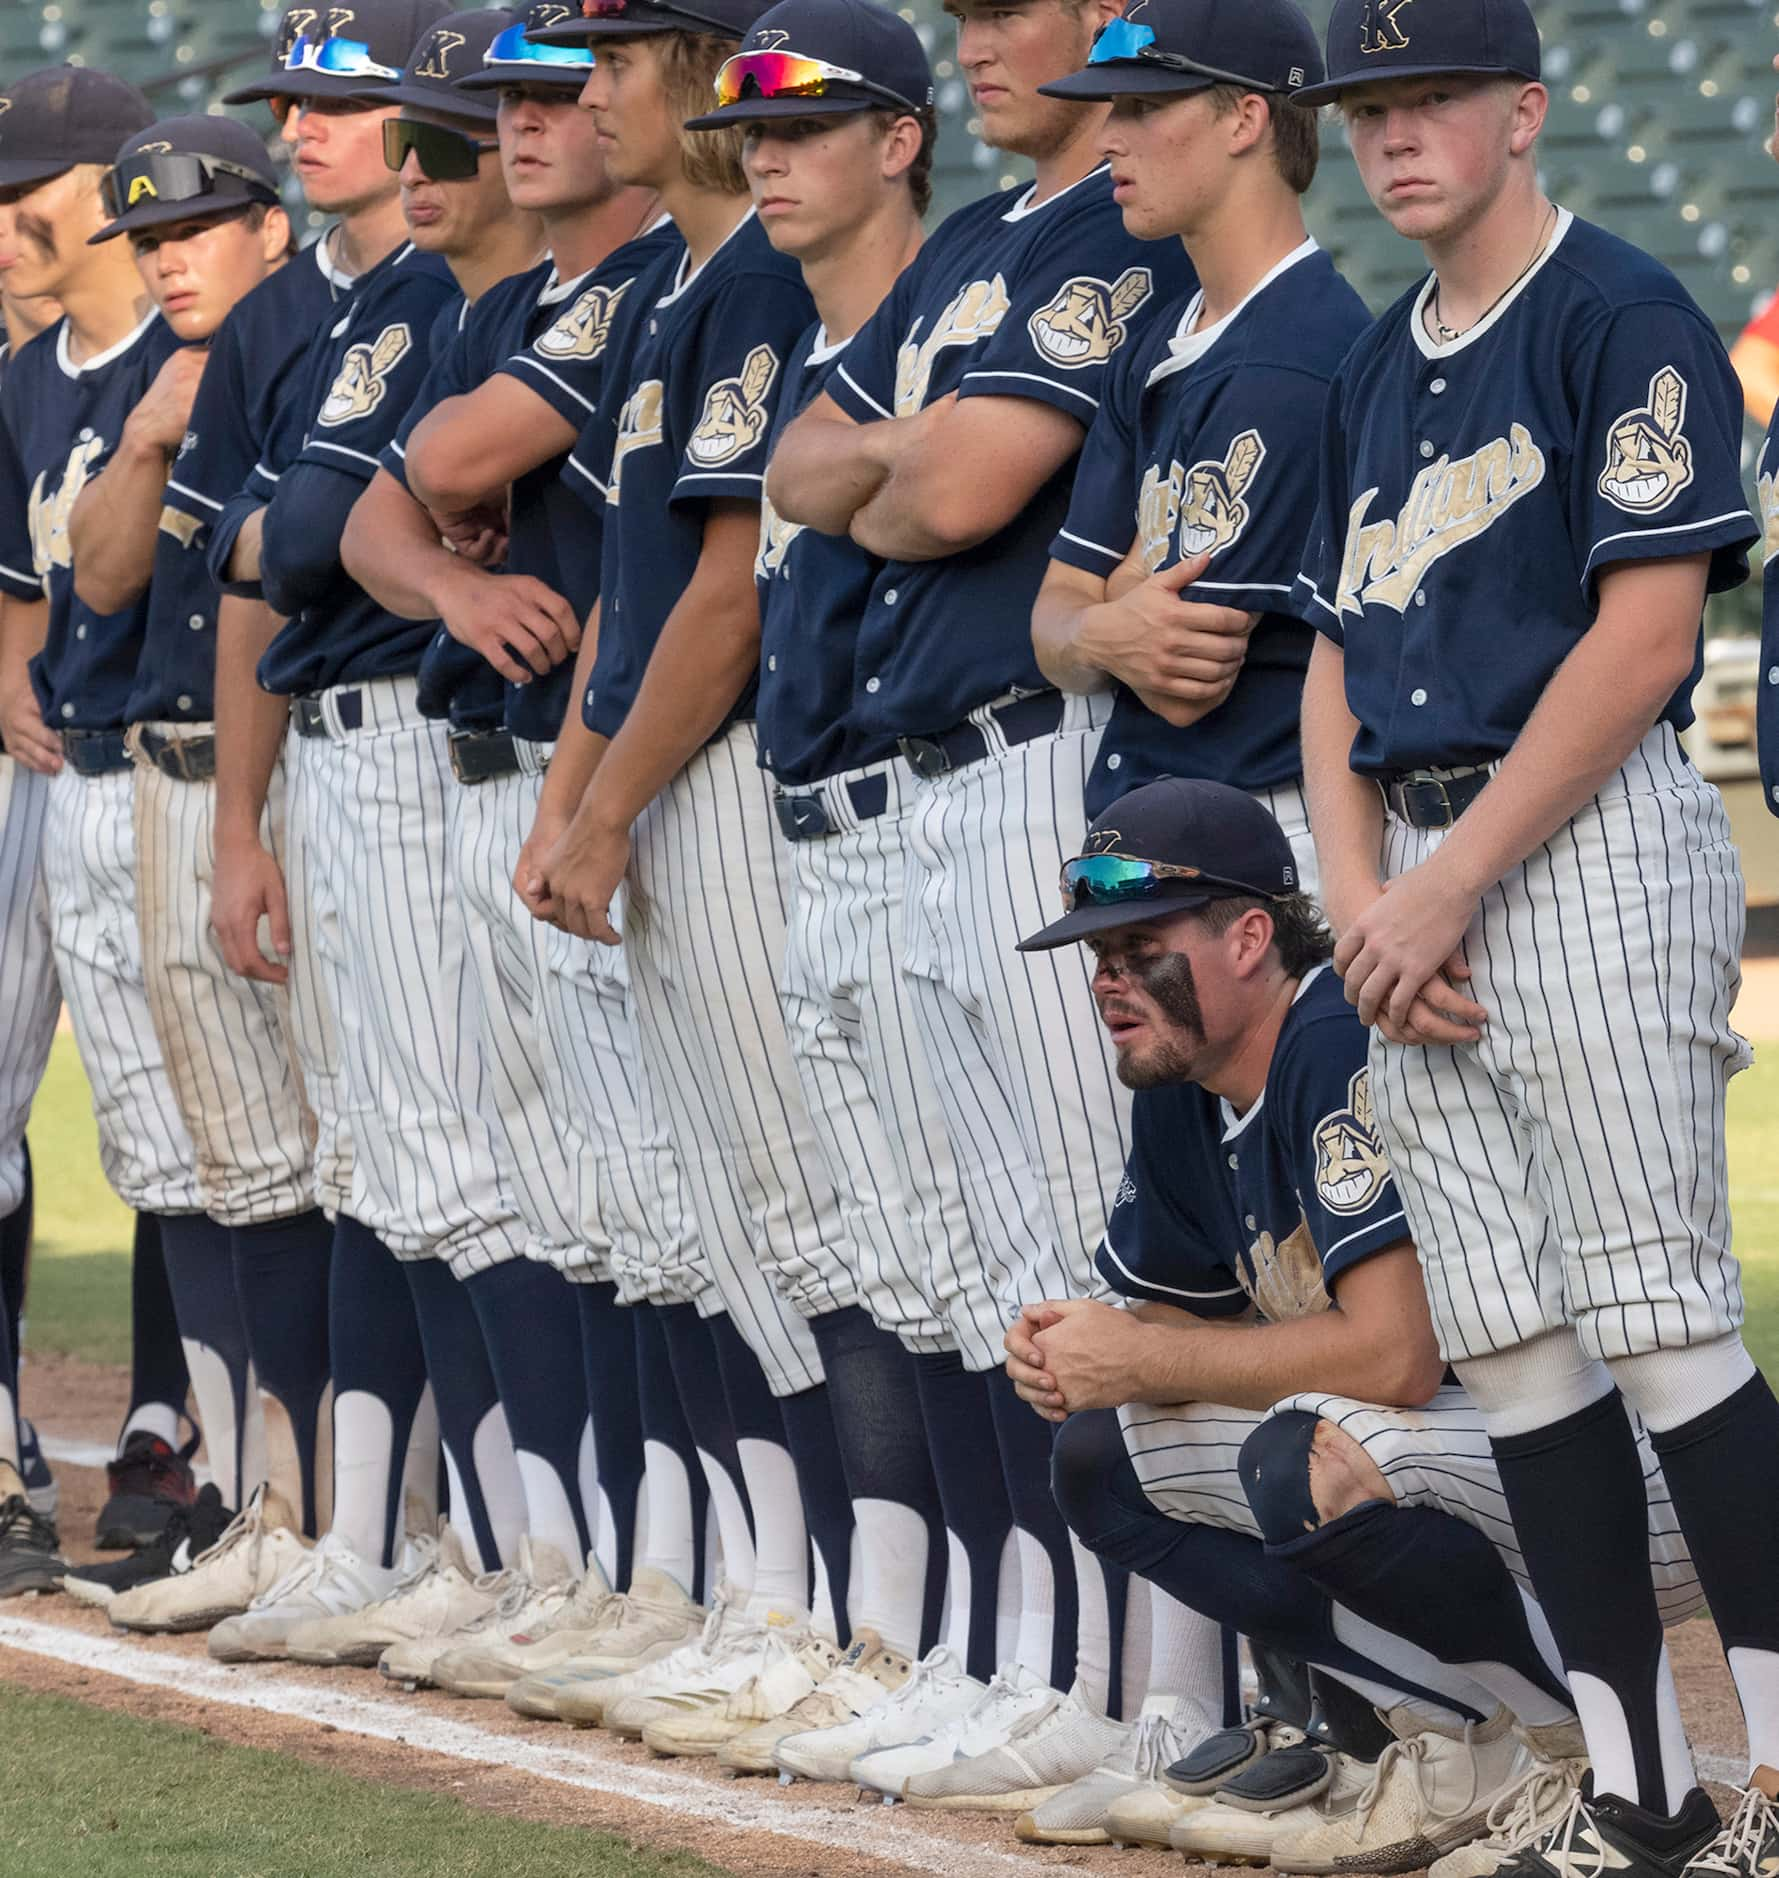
[1058,853,1268,914]
[712,47,914,110]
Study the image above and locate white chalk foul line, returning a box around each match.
[0,1614,1039,1878]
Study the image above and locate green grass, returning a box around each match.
[0,1680,724,1878]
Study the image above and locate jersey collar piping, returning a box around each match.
[659,206,750,310]
[1408,205,1574,362]
[1001,161,1110,224]
[54,306,162,380]
[1146,236,1321,390]
[1217,962,1332,1142]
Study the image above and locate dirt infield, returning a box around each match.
[0,1354,1756,1878]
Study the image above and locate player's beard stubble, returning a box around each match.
[1103,952,1206,1090]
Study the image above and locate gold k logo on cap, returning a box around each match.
[415,28,467,77]
[1360,0,1416,52]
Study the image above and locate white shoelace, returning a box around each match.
[1687,1785,1778,1878]
[1354,1722,1484,1835]
[1475,1763,1586,1851]
[1108,1711,1183,1781]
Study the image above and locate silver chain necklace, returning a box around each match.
[1430,204,1557,344]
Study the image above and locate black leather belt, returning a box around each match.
[1383,767,1491,830]
[897,692,1066,781]
[292,689,364,738]
[774,772,890,842]
[138,728,216,783]
[449,728,520,786]
[60,728,132,775]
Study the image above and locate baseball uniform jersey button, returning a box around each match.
[1411,688,1429,706]
[189,614,205,630]
[866,676,881,693]
[767,655,777,671]
[1227,1153,1238,1170]
[60,704,74,719]
[1415,593,1427,607]
[76,624,87,639]
[1768,667,1778,684]
[1106,753,1122,769]
[1430,378,1447,395]
[884,588,898,604]
[1419,440,1436,458]
[176,695,193,711]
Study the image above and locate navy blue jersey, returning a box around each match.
[1097,966,1410,1321]
[130,239,351,724]
[255,243,458,696]
[568,212,814,741]
[1053,243,1372,818]
[1294,212,1757,777]
[754,324,887,785]
[0,312,182,731]
[1757,419,1779,818]
[823,168,1194,738]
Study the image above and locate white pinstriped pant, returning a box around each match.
[284,677,526,1279]
[625,722,840,1397]
[900,691,1132,1371]
[132,735,317,1225]
[1368,725,1751,1365]
[41,764,201,1213]
[777,756,982,1355]
[1120,1384,1702,1627]
[0,758,59,1219]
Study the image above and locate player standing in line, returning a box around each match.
[1031,0,1363,890]
[67,116,335,1565]
[1292,4,1779,1874]
[331,16,714,1692]
[522,0,867,1698]
[0,67,243,1599]
[765,0,1192,1731]
[1757,65,1779,830]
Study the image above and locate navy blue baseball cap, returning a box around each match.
[349,8,519,119]
[526,0,772,47]
[685,0,933,129]
[1016,778,1302,952]
[223,0,454,106]
[0,66,154,190]
[90,116,283,244]
[456,1,599,90]
[1041,0,1320,102]
[1293,0,1540,108]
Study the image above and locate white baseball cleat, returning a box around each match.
[207,1529,432,1663]
[1018,1706,1218,1845]
[553,1586,751,1728]
[602,1609,807,1739]
[1428,1722,1589,1878]
[108,1487,309,1635]
[1172,1745,1375,1865]
[849,1661,1059,1800]
[1270,1704,1527,1875]
[502,1565,705,1718]
[772,1645,983,1783]
[642,1631,843,1759]
[430,1547,613,1698]
[377,1537,574,1690]
[284,1524,507,1667]
[722,1631,912,1774]
[900,1680,1127,1813]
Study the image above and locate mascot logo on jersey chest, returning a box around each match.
[1029,266,1153,370]
[755,494,803,582]
[1598,365,1695,516]
[609,379,664,504]
[316,322,412,427]
[158,504,204,550]
[1758,455,1779,568]
[27,434,105,575]
[894,276,1010,415]
[1136,431,1266,570]
[535,280,629,361]
[1243,1222,1331,1322]
[1313,1069,1391,1216]
[1337,422,1546,615]
[688,344,779,469]
[413,28,467,79]
[1360,0,1417,53]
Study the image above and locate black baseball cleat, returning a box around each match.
[18,1420,56,1520]
[1681,1773,1779,1878]
[96,1425,201,1550]
[62,1485,234,1611]
[1498,1782,1722,1878]
[0,1491,67,1598]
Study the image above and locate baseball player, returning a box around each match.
[337,9,684,1596]
[70,113,338,1557]
[1008,780,1714,1865]
[0,66,269,1600]
[1292,4,1777,1875]
[685,0,972,1686]
[1759,84,1779,828]
[523,0,865,1660]
[1031,0,1366,890]
[763,0,1192,1714]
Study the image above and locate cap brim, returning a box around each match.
[455,63,591,91]
[523,16,676,41]
[1291,59,1534,106]
[685,92,880,129]
[1015,886,1224,953]
[221,69,390,106]
[88,192,273,245]
[1037,63,1215,101]
[0,156,77,188]
[348,79,500,119]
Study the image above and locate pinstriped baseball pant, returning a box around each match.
[0,758,58,1219]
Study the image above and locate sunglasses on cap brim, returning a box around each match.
[100,153,277,223]
[484,22,595,69]
[1058,852,1274,913]
[712,48,916,111]
[282,32,402,80]
[383,116,500,180]
[1086,17,1273,86]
